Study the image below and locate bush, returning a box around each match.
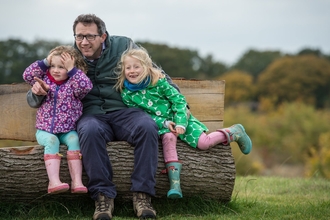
[224,102,330,177]
[305,131,330,179]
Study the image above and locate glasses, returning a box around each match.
[74,34,101,41]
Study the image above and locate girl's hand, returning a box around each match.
[32,77,49,95]
[168,121,176,133]
[175,127,185,135]
[61,52,75,72]
[46,52,54,66]
[168,121,185,136]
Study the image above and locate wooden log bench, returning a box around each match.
[0,79,236,203]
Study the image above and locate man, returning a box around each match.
[27,14,179,220]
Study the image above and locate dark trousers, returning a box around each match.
[76,108,159,200]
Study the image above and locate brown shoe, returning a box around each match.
[133,192,156,219]
[93,193,114,220]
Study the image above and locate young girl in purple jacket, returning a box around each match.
[23,45,93,194]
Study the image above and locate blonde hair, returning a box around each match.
[49,45,88,73]
[114,47,164,92]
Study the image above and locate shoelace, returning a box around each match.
[136,195,153,210]
[96,197,110,212]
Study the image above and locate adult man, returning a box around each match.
[27,14,179,220]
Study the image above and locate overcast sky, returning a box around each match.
[0,0,329,65]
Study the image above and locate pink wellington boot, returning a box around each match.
[67,150,88,193]
[44,154,70,194]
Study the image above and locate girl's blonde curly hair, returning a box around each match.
[48,45,88,73]
[114,46,164,92]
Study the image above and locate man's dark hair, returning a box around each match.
[73,14,107,35]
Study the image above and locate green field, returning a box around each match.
[1,176,329,220]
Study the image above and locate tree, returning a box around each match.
[0,39,31,84]
[297,47,330,63]
[256,55,330,108]
[217,70,254,106]
[297,48,323,57]
[231,49,283,81]
[198,54,227,79]
[0,39,65,84]
[138,42,199,79]
[137,42,227,79]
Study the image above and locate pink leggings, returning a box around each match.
[161,131,226,162]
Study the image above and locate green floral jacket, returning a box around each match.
[121,78,208,148]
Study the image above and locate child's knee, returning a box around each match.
[64,132,80,151]
[162,133,177,146]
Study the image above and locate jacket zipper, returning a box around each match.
[50,85,59,133]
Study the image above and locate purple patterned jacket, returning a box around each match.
[23,60,93,134]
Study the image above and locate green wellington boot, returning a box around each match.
[166,161,183,199]
[218,124,252,154]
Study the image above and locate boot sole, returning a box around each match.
[48,185,69,194]
[236,124,252,154]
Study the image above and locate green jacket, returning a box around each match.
[122,78,208,148]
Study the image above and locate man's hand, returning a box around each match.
[31,77,49,95]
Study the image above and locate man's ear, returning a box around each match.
[101,33,107,43]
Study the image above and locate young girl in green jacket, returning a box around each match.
[115,47,252,199]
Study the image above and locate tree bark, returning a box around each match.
[0,141,235,203]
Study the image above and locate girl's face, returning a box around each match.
[49,55,68,81]
[124,56,143,84]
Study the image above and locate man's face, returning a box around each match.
[74,22,106,60]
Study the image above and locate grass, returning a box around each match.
[1,176,329,220]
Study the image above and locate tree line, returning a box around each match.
[1,38,330,109]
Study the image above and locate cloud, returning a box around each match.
[1,0,329,65]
